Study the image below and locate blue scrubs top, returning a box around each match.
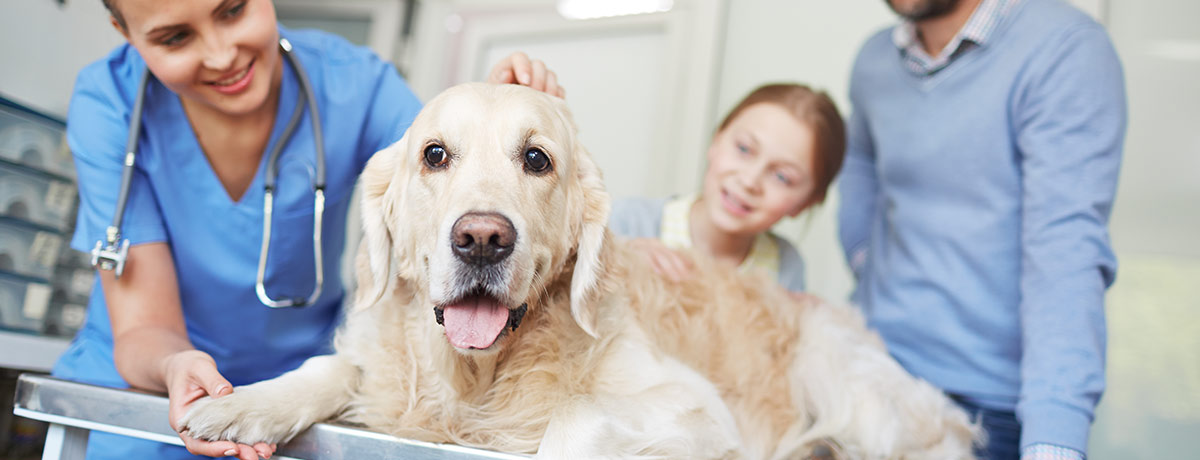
[52,27,421,459]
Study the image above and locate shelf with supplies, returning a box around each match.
[0,95,89,373]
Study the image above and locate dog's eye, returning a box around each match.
[523,148,551,174]
[424,145,449,169]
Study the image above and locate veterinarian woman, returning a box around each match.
[51,1,563,459]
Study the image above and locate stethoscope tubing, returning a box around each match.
[256,37,325,308]
[113,67,151,237]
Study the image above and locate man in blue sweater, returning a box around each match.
[837,0,1126,459]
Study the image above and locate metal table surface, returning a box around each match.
[12,373,527,460]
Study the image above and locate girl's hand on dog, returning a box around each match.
[487,51,567,98]
[629,238,694,282]
[165,350,276,460]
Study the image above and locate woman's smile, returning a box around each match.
[207,58,255,95]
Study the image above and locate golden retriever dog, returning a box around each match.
[181,83,978,459]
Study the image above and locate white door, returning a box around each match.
[405,0,726,201]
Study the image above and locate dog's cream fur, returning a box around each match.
[181,83,979,459]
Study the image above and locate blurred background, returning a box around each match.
[0,0,1195,458]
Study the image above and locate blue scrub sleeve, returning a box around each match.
[67,64,168,253]
[357,58,422,164]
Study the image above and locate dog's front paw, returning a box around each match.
[179,383,310,445]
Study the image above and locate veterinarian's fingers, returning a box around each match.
[194,366,233,399]
[165,350,228,402]
[253,441,274,459]
[180,434,238,458]
[236,443,259,460]
[168,379,211,431]
[167,391,195,432]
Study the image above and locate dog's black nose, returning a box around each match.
[451,212,516,266]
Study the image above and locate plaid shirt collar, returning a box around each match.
[892,0,1021,75]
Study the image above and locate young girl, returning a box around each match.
[54,1,560,459]
[610,83,845,292]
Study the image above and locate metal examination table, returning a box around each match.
[12,374,527,460]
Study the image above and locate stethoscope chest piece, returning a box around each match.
[91,228,129,278]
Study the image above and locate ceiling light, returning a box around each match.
[557,0,674,20]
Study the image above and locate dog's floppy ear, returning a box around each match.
[568,140,611,338]
[355,137,405,310]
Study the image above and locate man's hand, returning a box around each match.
[487,51,566,98]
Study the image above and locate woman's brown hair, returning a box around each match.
[101,0,127,30]
[717,83,846,207]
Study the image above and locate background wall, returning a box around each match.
[402,0,727,211]
[0,0,124,117]
[0,0,1195,457]
[1087,0,1200,455]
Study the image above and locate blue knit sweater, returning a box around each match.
[838,0,1126,453]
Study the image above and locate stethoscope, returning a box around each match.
[91,37,325,308]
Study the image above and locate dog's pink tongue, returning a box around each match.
[442,297,509,349]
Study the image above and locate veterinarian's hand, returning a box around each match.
[629,238,694,282]
[487,51,567,98]
[165,350,276,460]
